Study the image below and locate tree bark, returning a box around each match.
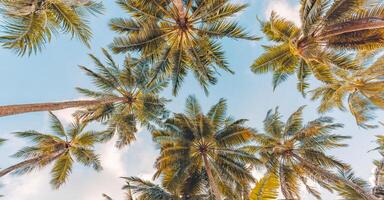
[202,154,222,200]
[0,157,40,177]
[0,151,66,177]
[279,165,296,200]
[0,97,126,117]
[319,17,384,39]
[293,154,379,200]
[173,0,186,26]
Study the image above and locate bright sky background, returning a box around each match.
[0,0,383,199]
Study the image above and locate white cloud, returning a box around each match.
[265,0,301,26]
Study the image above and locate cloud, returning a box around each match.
[265,0,301,26]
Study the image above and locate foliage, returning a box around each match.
[249,173,279,200]
[75,48,169,148]
[311,54,384,128]
[332,169,370,200]
[8,112,102,188]
[110,0,259,95]
[153,95,259,199]
[254,106,351,199]
[0,0,104,55]
[252,0,384,94]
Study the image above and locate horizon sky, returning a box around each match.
[0,0,383,199]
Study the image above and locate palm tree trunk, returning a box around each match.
[319,18,384,39]
[279,165,295,200]
[0,151,66,177]
[0,157,40,177]
[202,154,222,200]
[293,153,379,200]
[173,0,186,25]
[0,97,126,117]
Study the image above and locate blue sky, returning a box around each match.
[0,0,383,199]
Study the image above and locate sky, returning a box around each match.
[0,0,383,199]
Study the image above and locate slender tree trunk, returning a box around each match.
[173,0,186,25]
[319,18,384,39]
[0,151,65,177]
[279,165,296,200]
[202,154,222,200]
[0,97,126,117]
[293,154,379,200]
[0,157,40,177]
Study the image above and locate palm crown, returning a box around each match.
[75,49,169,148]
[253,106,377,199]
[153,96,259,200]
[311,55,384,128]
[0,112,102,189]
[252,0,384,94]
[110,0,259,95]
[0,0,104,55]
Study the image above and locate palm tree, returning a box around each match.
[311,55,384,128]
[0,49,168,147]
[252,0,384,94]
[254,106,378,200]
[0,112,102,188]
[0,0,104,55]
[153,95,259,200]
[110,0,259,95]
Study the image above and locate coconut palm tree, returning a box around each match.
[252,0,384,94]
[0,0,104,56]
[311,55,384,128]
[109,0,259,95]
[254,106,378,200]
[0,49,168,147]
[153,95,259,200]
[0,112,102,188]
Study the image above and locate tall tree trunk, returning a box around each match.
[279,165,295,200]
[319,18,384,39]
[0,151,65,177]
[293,154,379,200]
[0,97,126,117]
[173,0,186,25]
[0,157,40,177]
[202,154,222,200]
